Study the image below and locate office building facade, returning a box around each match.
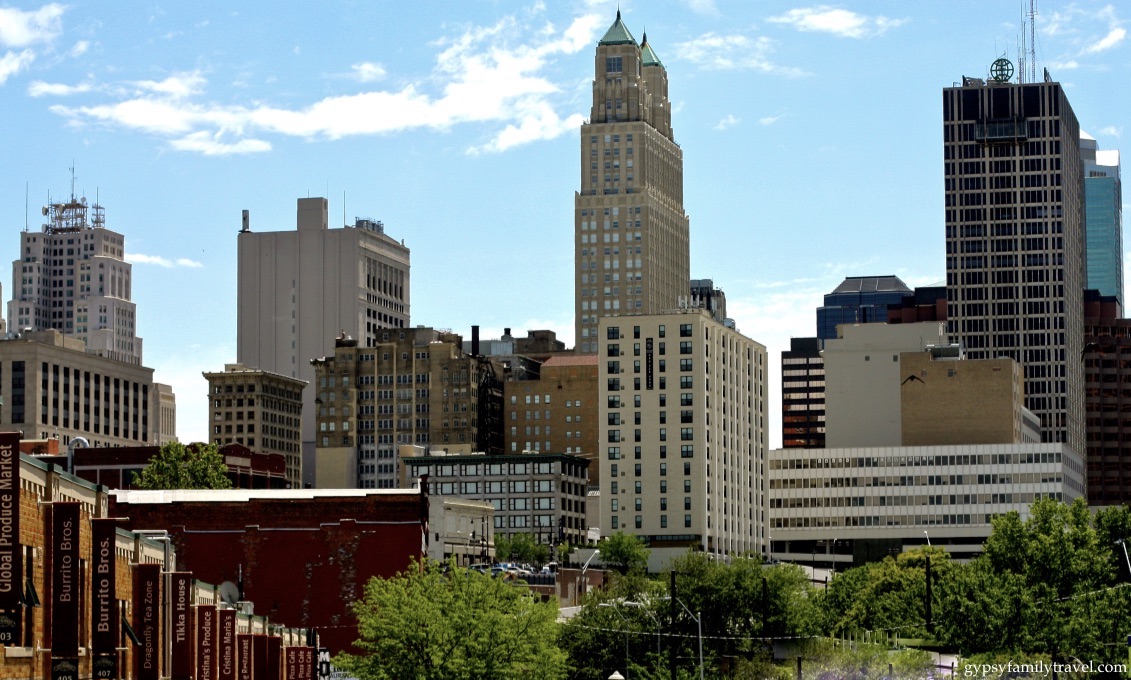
[203,364,306,487]
[782,337,825,449]
[574,13,690,352]
[1083,292,1131,504]
[943,73,1085,450]
[598,309,768,565]
[237,197,410,486]
[1080,132,1123,312]
[816,276,911,341]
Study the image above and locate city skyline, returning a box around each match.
[0,1,1128,446]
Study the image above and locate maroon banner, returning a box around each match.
[51,502,80,680]
[91,518,119,679]
[237,633,254,680]
[301,648,314,680]
[134,563,161,680]
[285,648,299,680]
[0,432,21,627]
[170,573,193,680]
[266,636,281,680]
[217,609,237,680]
[197,605,217,680]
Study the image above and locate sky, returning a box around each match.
[0,0,1127,447]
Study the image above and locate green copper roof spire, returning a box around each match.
[599,9,637,46]
[641,30,663,67]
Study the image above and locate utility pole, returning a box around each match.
[669,570,677,680]
[925,556,933,635]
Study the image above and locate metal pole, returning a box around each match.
[696,611,704,680]
[669,570,676,680]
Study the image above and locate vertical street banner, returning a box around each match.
[133,563,161,680]
[90,518,119,680]
[284,647,299,680]
[217,609,237,680]
[196,605,217,680]
[237,633,254,680]
[316,648,331,680]
[51,502,80,680]
[301,648,314,680]
[170,573,193,680]
[266,636,282,680]
[0,432,21,645]
[252,635,269,680]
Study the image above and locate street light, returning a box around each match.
[624,600,661,657]
[664,597,703,680]
[1116,539,1131,577]
[599,602,630,679]
[923,530,931,547]
[575,549,601,605]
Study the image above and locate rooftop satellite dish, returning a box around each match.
[219,581,240,605]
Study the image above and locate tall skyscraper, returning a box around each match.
[943,70,1085,450]
[237,197,410,487]
[574,12,690,353]
[9,193,143,365]
[1080,132,1123,312]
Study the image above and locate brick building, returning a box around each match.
[64,443,288,490]
[1084,291,1131,504]
[110,487,428,653]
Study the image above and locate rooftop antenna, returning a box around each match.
[343,190,347,227]
[1019,2,1027,84]
[1029,0,1038,83]
[69,162,76,201]
[24,182,28,232]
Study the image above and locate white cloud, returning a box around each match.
[68,40,88,57]
[127,253,205,268]
[1047,59,1079,70]
[1097,125,1123,138]
[1086,26,1126,52]
[768,6,907,39]
[349,61,386,82]
[0,3,64,48]
[714,114,739,131]
[673,32,809,76]
[169,131,271,156]
[0,49,34,85]
[685,0,720,16]
[759,113,786,126]
[28,79,92,96]
[48,10,605,154]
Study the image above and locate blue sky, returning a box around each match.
[0,1,1127,447]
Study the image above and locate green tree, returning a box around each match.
[131,442,233,490]
[597,531,650,574]
[335,559,567,680]
[497,533,549,565]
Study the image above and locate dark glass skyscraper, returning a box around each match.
[816,275,911,340]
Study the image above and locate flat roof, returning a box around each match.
[113,487,420,504]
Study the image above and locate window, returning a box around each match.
[679,341,693,354]
[681,444,694,457]
[685,515,692,528]
[605,56,623,73]
[680,323,692,337]
[684,462,691,475]
[634,464,641,477]
[684,480,691,492]
[660,463,667,476]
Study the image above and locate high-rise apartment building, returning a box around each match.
[203,364,306,487]
[237,197,410,486]
[1080,132,1123,312]
[574,13,690,353]
[598,310,768,566]
[9,194,143,365]
[943,71,1085,450]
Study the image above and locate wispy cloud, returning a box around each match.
[1097,125,1123,138]
[1086,26,1126,53]
[673,32,809,76]
[768,6,907,39]
[68,40,88,57]
[0,3,64,47]
[47,9,606,155]
[1043,5,1126,57]
[684,0,720,17]
[715,114,739,131]
[759,113,786,126]
[28,79,93,96]
[127,253,205,268]
[0,3,65,85]
[349,61,386,82]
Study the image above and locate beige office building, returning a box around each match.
[154,382,177,444]
[203,364,306,487]
[0,330,161,448]
[598,309,768,568]
[237,197,410,486]
[504,354,600,485]
[574,12,690,353]
[9,194,143,365]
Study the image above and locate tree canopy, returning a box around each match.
[131,441,233,490]
[335,559,566,680]
[597,531,650,575]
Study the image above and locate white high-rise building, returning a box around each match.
[574,12,690,353]
[237,197,410,487]
[598,310,768,568]
[9,194,142,365]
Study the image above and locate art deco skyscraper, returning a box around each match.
[8,194,143,365]
[574,12,690,353]
[943,69,1085,450]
